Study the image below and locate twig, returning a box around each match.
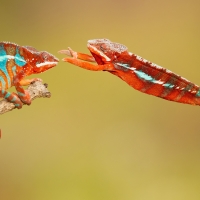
[0,81,51,115]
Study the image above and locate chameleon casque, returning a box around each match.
[0,42,59,108]
[59,38,200,106]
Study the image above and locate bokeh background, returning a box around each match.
[1,0,200,199]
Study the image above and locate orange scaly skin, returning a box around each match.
[0,42,59,108]
[60,38,200,106]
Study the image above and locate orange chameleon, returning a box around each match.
[59,38,200,106]
[0,42,59,108]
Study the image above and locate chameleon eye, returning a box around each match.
[100,45,105,51]
[41,52,50,60]
[44,55,48,60]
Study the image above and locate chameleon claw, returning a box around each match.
[58,49,72,57]
[59,47,96,63]
[67,47,78,58]
[59,47,78,58]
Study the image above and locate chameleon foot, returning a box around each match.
[20,78,43,86]
[18,90,31,105]
[9,93,23,109]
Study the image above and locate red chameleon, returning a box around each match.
[59,38,200,106]
[0,42,59,109]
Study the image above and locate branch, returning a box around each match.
[0,81,51,115]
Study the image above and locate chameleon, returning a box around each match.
[0,42,59,108]
[59,38,200,106]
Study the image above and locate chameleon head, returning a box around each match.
[33,51,59,73]
[87,39,128,64]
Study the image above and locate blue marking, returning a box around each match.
[0,45,5,56]
[135,70,175,89]
[163,83,174,88]
[136,70,154,81]
[11,96,17,102]
[115,63,130,71]
[0,45,11,87]
[135,70,159,84]
[15,48,26,67]
[4,92,10,99]
[1,89,5,94]
[196,90,200,97]
[0,77,6,90]
[15,104,21,107]
[12,66,16,76]
[17,92,25,97]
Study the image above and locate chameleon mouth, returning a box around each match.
[36,61,58,68]
[87,43,111,62]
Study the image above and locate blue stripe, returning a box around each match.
[196,90,200,97]
[15,48,26,67]
[12,66,16,76]
[114,63,129,71]
[11,96,17,102]
[163,83,174,88]
[135,70,175,89]
[0,76,6,90]
[0,45,11,87]
[4,92,10,99]
[136,70,155,82]
[1,89,5,95]
[17,92,25,97]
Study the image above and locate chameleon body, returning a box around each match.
[0,42,59,108]
[60,38,200,106]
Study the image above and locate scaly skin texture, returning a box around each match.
[0,42,59,108]
[60,38,200,106]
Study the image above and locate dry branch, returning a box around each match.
[0,81,51,114]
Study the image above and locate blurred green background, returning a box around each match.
[1,0,200,199]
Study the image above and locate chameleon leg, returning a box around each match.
[63,57,113,71]
[19,78,42,86]
[59,48,96,62]
[62,47,113,71]
[13,71,31,105]
[0,90,23,108]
